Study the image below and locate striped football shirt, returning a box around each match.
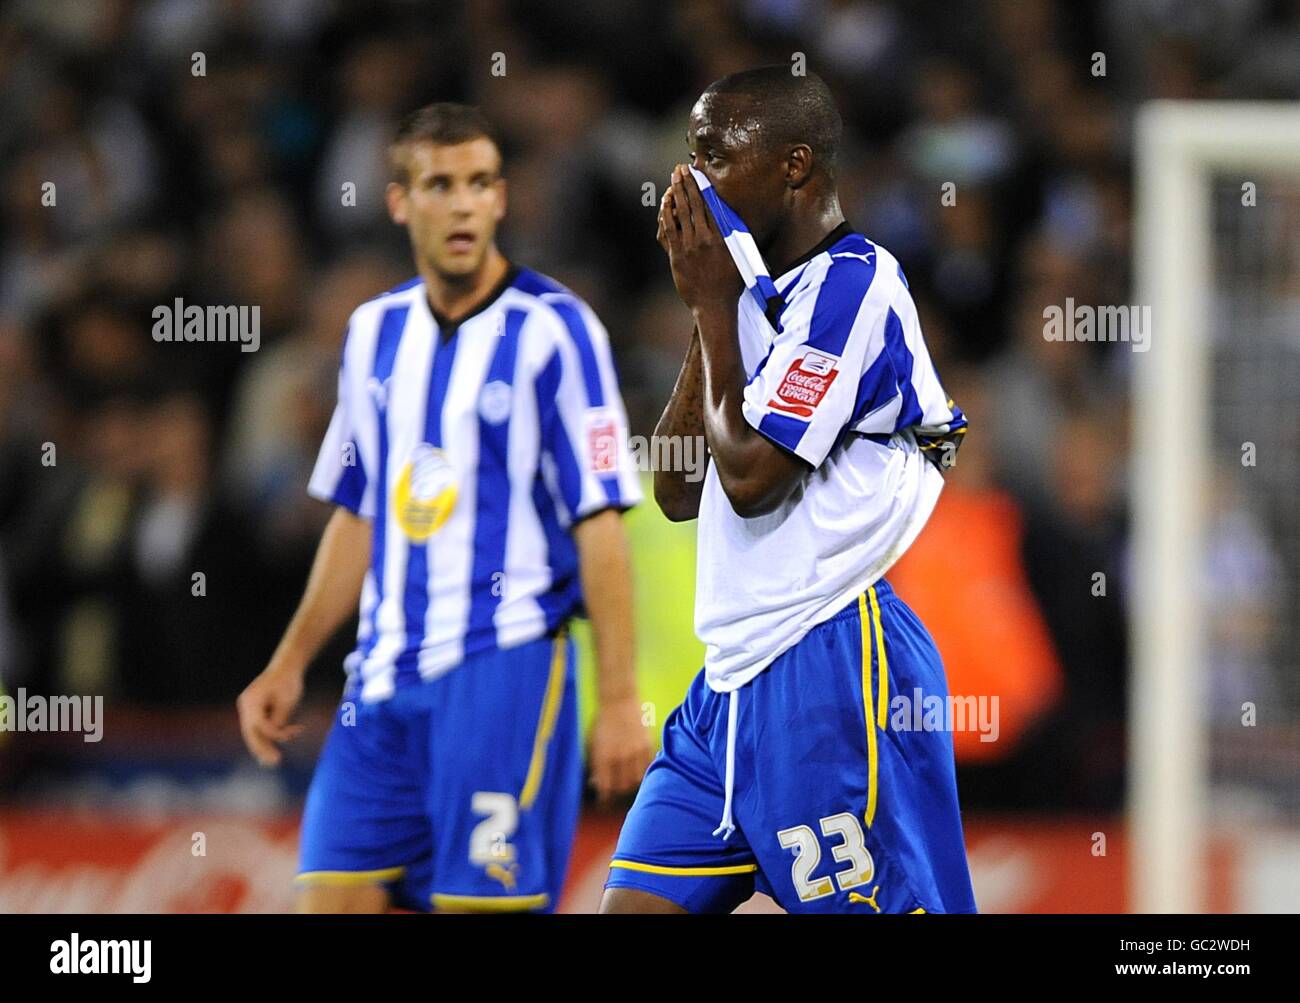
[697,223,967,690]
[308,264,641,702]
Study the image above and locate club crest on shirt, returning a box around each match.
[767,349,840,418]
[366,375,392,409]
[479,380,512,425]
[586,410,618,473]
[393,443,457,540]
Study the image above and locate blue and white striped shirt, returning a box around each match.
[308,265,641,702]
[698,224,967,690]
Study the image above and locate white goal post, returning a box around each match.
[1131,100,1300,913]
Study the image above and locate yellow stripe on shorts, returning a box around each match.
[859,592,878,828]
[431,892,549,912]
[867,585,889,730]
[519,629,568,810]
[295,867,405,886]
[609,859,759,877]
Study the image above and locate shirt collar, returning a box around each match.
[773,221,855,283]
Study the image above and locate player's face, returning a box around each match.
[686,93,788,246]
[386,138,507,279]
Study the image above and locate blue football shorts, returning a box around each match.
[297,630,581,912]
[605,579,978,914]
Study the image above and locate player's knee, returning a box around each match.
[599,886,688,914]
[295,882,390,914]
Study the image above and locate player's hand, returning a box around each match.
[236,662,306,767]
[657,164,743,313]
[588,694,654,802]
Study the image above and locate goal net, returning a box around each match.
[1132,101,1300,913]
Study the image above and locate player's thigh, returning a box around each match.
[598,886,688,914]
[744,586,975,914]
[603,668,758,914]
[873,589,978,913]
[296,695,435,912]
[426,632,582,913]
[296,881,389,914]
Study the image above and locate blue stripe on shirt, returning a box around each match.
[535,350,584,519]
[805,254,877,358]
[466,308,526,647]
[757,410,810,454]
[545,299,605,407]
[531,475,580,631]
[850,346,899,431]
[882,307,923,431]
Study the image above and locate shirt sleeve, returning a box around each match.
[876,288,969,469]
[741,260,881,468]
[535,300,643,525]
[741,261,965,469]
[307,325,375,517]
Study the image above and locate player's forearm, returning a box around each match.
[573,509,638,706]
[269,506,371,676]
[652,328,706,521]
[695,304,792,516]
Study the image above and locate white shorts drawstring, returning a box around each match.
[712,689,739,841]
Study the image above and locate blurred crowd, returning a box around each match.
[2,0,1298,812]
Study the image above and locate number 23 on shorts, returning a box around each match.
[777,811,875,903]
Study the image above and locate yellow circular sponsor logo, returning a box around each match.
[394,444,457,540]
